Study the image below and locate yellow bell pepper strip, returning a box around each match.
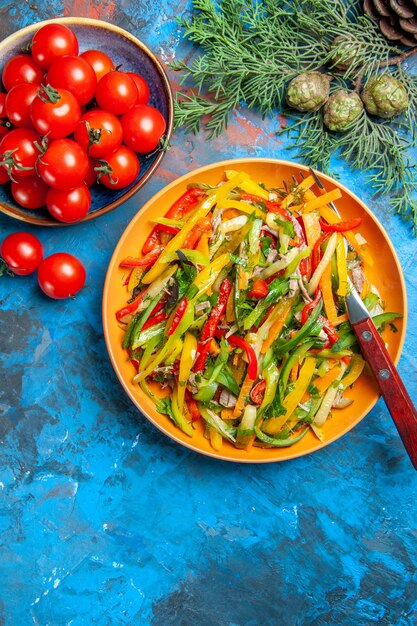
[233,373,254,418]
[263,356,316,435]
[312,364,342,395]
[209,427,223,451]
[224,169,269,199]
[189,253,231,301]
[216,199,265,219]
[308,232,338,296]
[336,233,348,297]
[281,174,315,209]
[302,189,342,214]
[302,211,322,249]
[319,204,374,266]
[177,332,197,413]
[333,313,349,326]
[226,286,235,323]
[236,404,258,449]
[127,266,145,293]
[313,363,347,426]
[260,293,298,354]
[320,261,338,323]
[139,330,164,370]
[255,425,309,447]
[339,354,365,390]
[152,216,184,228]
[195,232,210,259]
[164,338,184,366]
[171,386,193,436]
[163,249,209,266]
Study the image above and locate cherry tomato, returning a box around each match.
[5,83,38,128]
[38,252,86,299]
[248,279,269,299]
[46,55,97,106]
[0,127,40,179]
[0,93,13,139]
[37,138,89,190]
[0,231,43,275]
[95,145,140,189]
[74,109,123,158]
[0,167,10,184]
[126,72,150,105]
[2,54,44,91]
[11,175,49,209]
[30,85,81,139]
[83,159,97,187]
[250,380,266,405]
[46,183,91,223]
[80,49,115,82]
[31,24,79,69]
[95,71,138,115]
[120,105,166,153]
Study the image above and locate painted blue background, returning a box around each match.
[1,2,416,625]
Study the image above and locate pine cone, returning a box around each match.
[286,72,331,113]
[323,91,364,131]
[361,74,409,117]
[364,0,417,47]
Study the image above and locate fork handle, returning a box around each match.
[352,317,417,470]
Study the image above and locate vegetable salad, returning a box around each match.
[117,170,401,451]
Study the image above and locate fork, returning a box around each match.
[292,168,417,469]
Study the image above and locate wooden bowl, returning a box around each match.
[103,158,408,463]
[0,17,174,226]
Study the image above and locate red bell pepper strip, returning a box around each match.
[320,315,339,345]
[122,268,133,286]
[185,390,201,422]
[193,278,232,372]
[116,291,144,323]
[142,188,206,254]
[155,224,180,235]
[248,279,269,299]
[301,289,322,325]
[168,297,188,336]
[250,379,266,405]
[312,233,331,273]
[320,217,362,232]
[183,215,212,250]
[119,246,163,268]
[227,335,258,380]
[142,310,167,331]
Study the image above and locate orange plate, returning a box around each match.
[102,159,407,463]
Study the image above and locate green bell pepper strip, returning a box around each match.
[198,405,237,443]
[132,322,165,351]
[129,291,166,349]
[139,329,164,370]
[274,301,323,356]
[171,386,193,436]
[194,382,218,403]
[236,404,258,449]
[257,362,280,418]
[254,426,309,447]
[278,340,316,403]
[213,221,251,260]
[284,246,311,278]
[372,312,403,329]
[243,279,290,331]
[248,219,263,255]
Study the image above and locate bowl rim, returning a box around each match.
[0,16,174,227]
[102,157,408,463]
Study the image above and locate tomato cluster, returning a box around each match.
[1,231,86,299]
[0,23,166,223]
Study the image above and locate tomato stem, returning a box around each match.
[38,83,61,104]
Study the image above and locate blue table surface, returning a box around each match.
[1,3,417,625]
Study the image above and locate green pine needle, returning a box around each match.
[171,0,417,233]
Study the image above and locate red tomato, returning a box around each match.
[2,54,44,91]
[120,105,166,153]
[248,279,269,299]
[31,24,79,69]
[74,109,123,158]
[5,83,38,128]
[0,93,13,139]
[250,379,266,405]
[0,231,43,275]
[96,145,140,189]
[0,168,10,184]
[46,55,97,106]
[126,72,150,105]
[0,127,40,179]
[46,183,91,223]
[30,85,81,138]
[95,72,138,115]
[80,49,115,82]
[11,175,49,209]
[38,252,86,299]
[37,138,89,190]
[83,159,97,187]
